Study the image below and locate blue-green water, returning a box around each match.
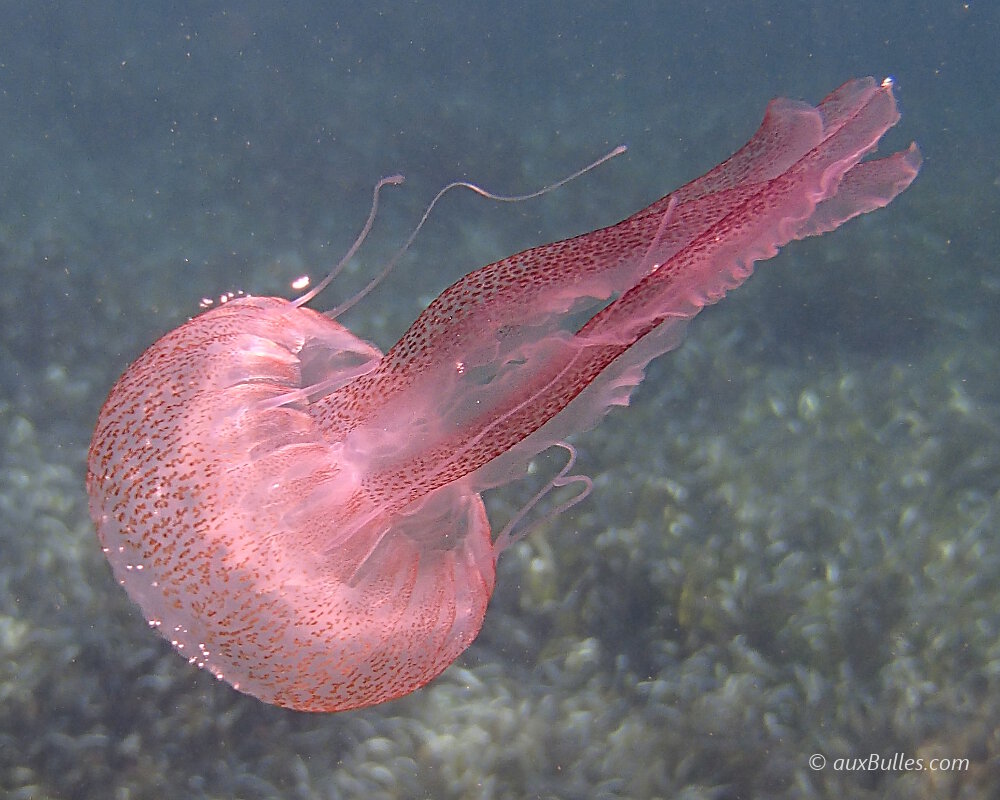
[1,2,997,798]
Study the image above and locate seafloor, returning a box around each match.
[2,4,998,799]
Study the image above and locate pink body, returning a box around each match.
[87,77,920,711]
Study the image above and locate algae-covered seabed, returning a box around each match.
[1,3,997,799]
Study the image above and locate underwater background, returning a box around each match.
[1,2,997,798]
